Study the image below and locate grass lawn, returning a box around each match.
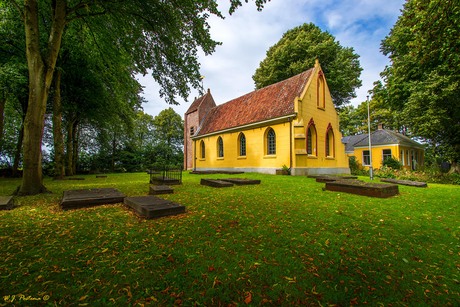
[1,172,459,306]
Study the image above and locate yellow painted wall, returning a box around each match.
[194,122,291,171]
[353,145,424,170]
[291,62,349,173]
[191,61,350,175]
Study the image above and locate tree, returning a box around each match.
[379,0,460,172]
[6,0,269,195]
[150,108,184,167]
[252,23,362,108]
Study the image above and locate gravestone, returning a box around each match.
[325,180,399,198]
[0,196,14,210]
[149,185,174,195]
[380,178,427,187]
[124,196,185,219]
[60,188,125,210]
[220,178,261,185]
[200,179,234,187]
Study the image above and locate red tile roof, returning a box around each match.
[185,89,214,115]
[196,68,314,136]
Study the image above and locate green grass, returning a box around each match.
[1,173,459,306]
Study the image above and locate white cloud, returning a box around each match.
[138,0,405,118]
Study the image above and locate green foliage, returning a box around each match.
[253,23,362,108]
[382,156,402,170]
[0,173,459,305]
[348,156,368,176]
[378,0,460,164]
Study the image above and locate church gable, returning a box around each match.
[195,69,314,137]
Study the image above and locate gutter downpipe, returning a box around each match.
[193,139,197,172]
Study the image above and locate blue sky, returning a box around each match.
[137,0,405,118]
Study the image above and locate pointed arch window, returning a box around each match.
[238,133,246,156]
[317,71,326,109]
[217,137,224,158]
[200,140,205,159]
[325,124,335,158]
[266,128,276,155]
[306,119,317,156]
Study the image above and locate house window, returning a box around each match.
[317,72,326,109]
[363,150,371,166]
[325,125,334,157]
[217,137,224,158]
[382,149,392,161]
[406,150,410,167]
[238,133,246,156]
[306,121,317,156]
[190,126,195,136]
[267,128,276,155]
[400,150,405,166]
[200,140,205,159]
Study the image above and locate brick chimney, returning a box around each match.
[378,123,384,130]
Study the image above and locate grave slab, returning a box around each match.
[124,196,185,219]
[61,188,125,210]
[0,196,14,210]
[220,178,261,185]
[325,181,399,198]
[311,175,358,183]
[380,178,427,187]
[200,179,234,187]
[149,185,174,195]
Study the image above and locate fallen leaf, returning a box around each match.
[244,292,252,304]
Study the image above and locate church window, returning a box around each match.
[200,140,205,159]
[306,121,317,156]
[267,128,276,155]
[217,137,224,158]
[317,72,326,109]
[238,133,246,156]
[325,125,334,157]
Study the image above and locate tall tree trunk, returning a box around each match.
[18,0,67,195]
[111,130,117,172]
[52,70,65,179]
[12,124,24,177]
[0,98,5,152]
[65,119,74,176]
[71,120,78,174]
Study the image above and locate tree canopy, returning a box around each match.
[377,0,460,168]
[3,0,269,194]
[252,23,362,108]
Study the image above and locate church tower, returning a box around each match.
[184,89,216,170]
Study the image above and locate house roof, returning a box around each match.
[341,134,368,153]
[195,68,314,137]
[346,129,424,149]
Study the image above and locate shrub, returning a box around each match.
[382,156,402,170]
[349,156,368,176]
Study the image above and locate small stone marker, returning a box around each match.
[60,188,125,210]
[149,185,174,195]
[124,196,186,219]
[0,196,14,210]
[200,179,234,187]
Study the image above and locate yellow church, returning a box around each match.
[184,60,350,176]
